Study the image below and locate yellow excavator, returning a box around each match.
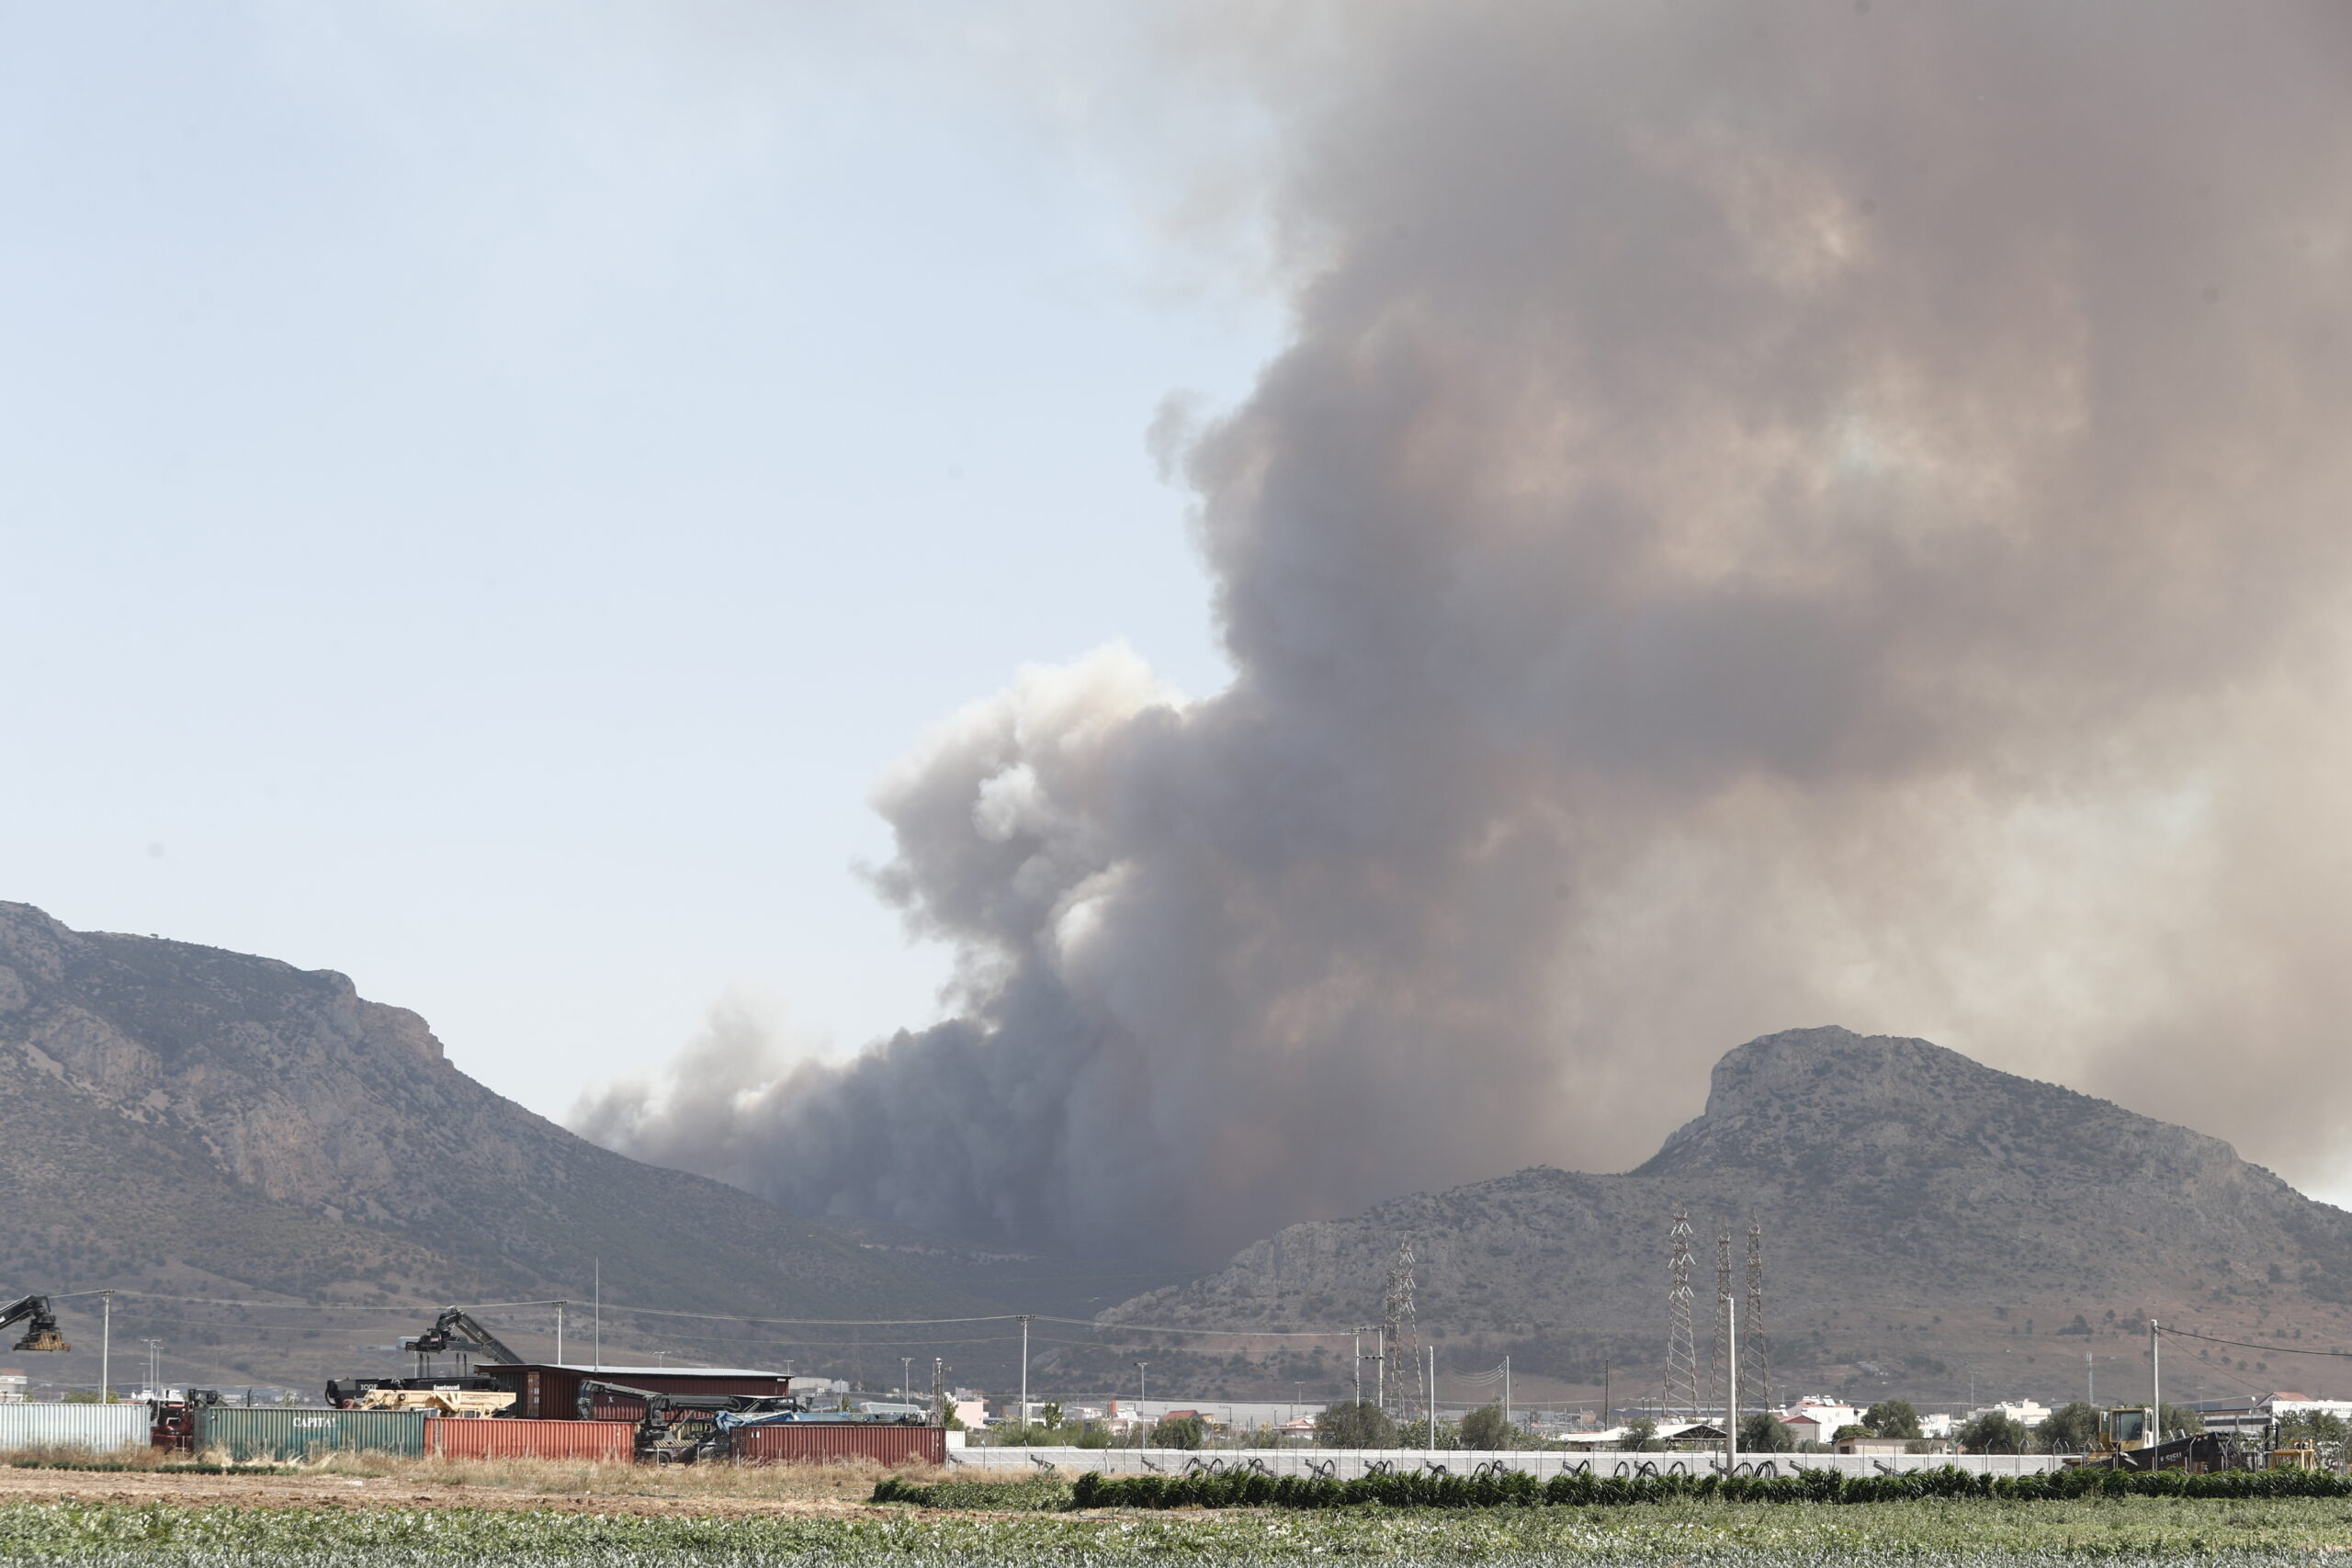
[0,1295,70,1354]
[2087,1405,2154,1462]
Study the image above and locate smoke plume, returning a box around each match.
[578,2,2352,1259]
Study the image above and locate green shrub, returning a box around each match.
[1063,1462,2352,1511]
[872,1472,1073,1510]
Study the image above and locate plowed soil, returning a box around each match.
[0,1464,883,1518]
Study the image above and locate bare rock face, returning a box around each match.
[1096,1027,2352,1406]
[0,901,971,1348]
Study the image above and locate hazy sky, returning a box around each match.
[0,2,1274,1109]
[14,3,2352,1239]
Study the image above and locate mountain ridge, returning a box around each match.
[1082,1028,2352,1407]
[0,900,987,1392]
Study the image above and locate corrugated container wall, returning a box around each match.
[731,1425,944,1467]
[425,1417,635,1462]
[196,1407,427,1461]
[0,1404,149,1454]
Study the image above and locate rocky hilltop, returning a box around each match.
[1091,1028,2352,1409]
[0,901,978,1392]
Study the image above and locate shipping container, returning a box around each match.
[586,1398,647,1423]
[730,1424,944,1467]
[195,1407,427,1461]
[424,1416,635,1462]
[0,1403,149,1454]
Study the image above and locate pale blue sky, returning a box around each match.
[0,2,1276,1116]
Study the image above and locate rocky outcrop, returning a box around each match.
[0,901,976,1341]
[1096,1028,2352,1405]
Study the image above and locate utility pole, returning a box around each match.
[1724,1296,1739,1470]
[1374,1326,1385,1412]
[1710,1220,1734,1420]
[932,1358,946,1427]
[901,1357,914,1401]
[1503,1356,1511,1433]
[141,1338,162,1394]
[1352,1327,1363,1408]
[1134,1361,1148,1448]
[1426,1345,1436,1456]
[2086,1351,2094,1406]
[1018,1315,1033,1432]
[99,1292,112,1404]
[556,1301,565,1366]
[593,1258,602,1372]
[2150,1319,2161,1438]
[1602,1358,1610,1431]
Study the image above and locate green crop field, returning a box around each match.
[6,1495,2352,1566]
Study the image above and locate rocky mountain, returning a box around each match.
[1087,1028,2352,1410]
[0,901,984,1393]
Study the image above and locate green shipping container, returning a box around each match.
[195,1407,427,1461]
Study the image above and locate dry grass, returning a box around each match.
[4,1444,1023,1505]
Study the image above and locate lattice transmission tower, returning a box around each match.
[1708,1219,1734,1422]
[1664,1205,1701,1418]
[1742,1218,1771,1418]
[1384,1239,1421,1424]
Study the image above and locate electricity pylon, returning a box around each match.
[1384,1239,1421,1424]
[1742,1218,1771,1418]
[1664,1205,1701,1418]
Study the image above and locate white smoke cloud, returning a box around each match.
[577,0,2352,1256]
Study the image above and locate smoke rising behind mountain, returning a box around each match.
[576,2,2352,1258]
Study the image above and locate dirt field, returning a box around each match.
[0,1456,960,1519]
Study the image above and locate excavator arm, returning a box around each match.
[0,1294,70,1353]
[402,1308,524,1368]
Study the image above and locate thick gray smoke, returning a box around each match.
[578,2,2352,1259]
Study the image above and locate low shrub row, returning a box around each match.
[871,1472,1075,1510]
[1055,1463,2352,1511]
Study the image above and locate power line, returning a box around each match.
[1035,1315,1347,1338]
[2160,1324,2352,1359]
[48,1292,1364,1344]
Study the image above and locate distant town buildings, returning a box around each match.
[1777,1395,1862,1445]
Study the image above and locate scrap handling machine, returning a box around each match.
[572,1379,924,1464]
[325,1307,521,1413]
[0,1294,70,1354]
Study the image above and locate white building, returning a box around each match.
[0,1370,25,1404]
[1103,1398,1329,1431]
[1967,1400,2051,1428]
[1777,1396,1862,1446]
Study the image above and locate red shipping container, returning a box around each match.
[425,1417,637,1462]
[586,1399,647,1422]
[730,1424,945,1467]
